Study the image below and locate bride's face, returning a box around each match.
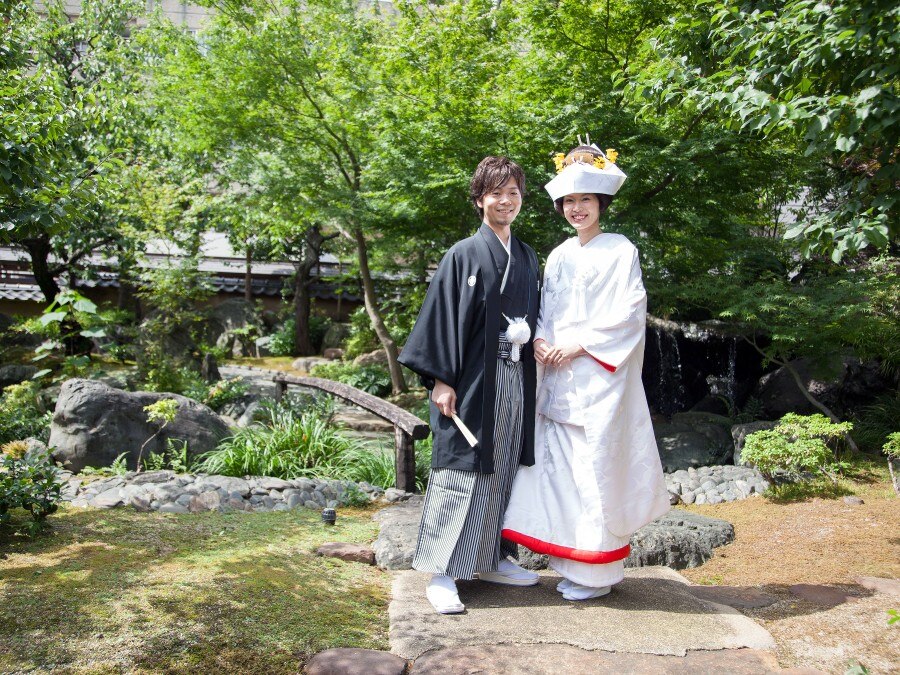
[561,193,601,232]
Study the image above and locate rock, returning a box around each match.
[353,349,388,367]
[654,413,734,472]
[853,576,900,597]
[320,323,350,351]
[789,584,858,607]
[384,488,412,503]
[195,475,250,496]
[731,420,778,465]
[516,547,550,571]
[130,495,152,512]
[237,400,263,428]
[286,493,304,509]
[681,491,696,505]
[754,355,895,419]
[843,495,864,505]
[292,356,329,373]
[668,491,681,506]
[256,477,292,490]
[159,503,189,514]
[685,585,777,609]
[49,379,229,473]
[323,348,344,361]
[305,648,407,675]
[189,491,223,512]
[91,488,124,509]
[626,510,735,569]
[0,364,39,391]
[373,496,425,570]
[150,483,184,503]
[316,542,376,565]
[201,353,221,383]
[130,470,176,485]
[204,298,258,346]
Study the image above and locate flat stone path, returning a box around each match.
[389,567,775,661]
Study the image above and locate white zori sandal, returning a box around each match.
[476,559,540,586]
[426,575,465,614]
[562,582,611,601]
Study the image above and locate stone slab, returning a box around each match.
[390,567,775,661]
[685,585,777,609]
[305,647,408,675]
[788,584,858,607]
[853,576,900,597]
[411,644,794,674]
[316,542,376,566]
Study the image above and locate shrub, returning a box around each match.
[0,441,63,534]
[143,439,192,473]
[196,402,357,480]
[268,318,296,357]
[202,377,248,411]
[743,413,853,482]
[854,393,900,454]
[0,381,52,445]
[310,361,391,397]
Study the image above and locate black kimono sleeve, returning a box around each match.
[398,244,482,391]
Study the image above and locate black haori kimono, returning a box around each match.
[399,223,540,579]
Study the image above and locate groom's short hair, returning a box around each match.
[470,156,526,219]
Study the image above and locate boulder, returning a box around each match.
[320,323,350,351]
[201,353,221,383]
[653,412,734,472]
[373,495,425,570]
[0,364,39,391]
[373,499,733,572]
[353,349,388,367]
[322,348,344,361]
[204,298,258,344]
[754,355,896,419]
[49,379,229,473]
[731,420,778,465]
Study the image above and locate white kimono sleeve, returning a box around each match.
[578,248,647,372]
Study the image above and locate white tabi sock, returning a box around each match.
[426,574,465,614]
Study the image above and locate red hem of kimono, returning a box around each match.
[502,529,631,563]
[587,353,616,372]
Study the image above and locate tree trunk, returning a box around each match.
[244,246,253,303]
[293,269,314,356]
[743,338,860,453]
[23,236,61,303]
[780,360,860,453]
[291,224,335,357]
[352,226,406,394]
[888,457,900,497]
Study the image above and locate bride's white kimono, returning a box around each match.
[502,233,670,587]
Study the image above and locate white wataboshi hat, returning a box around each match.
[544,142,627,201]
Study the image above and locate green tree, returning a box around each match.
[0,1,148,302]
[635,0,899,261]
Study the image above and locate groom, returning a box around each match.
[399,156,541,614]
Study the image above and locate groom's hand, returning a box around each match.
[432,379,457,417]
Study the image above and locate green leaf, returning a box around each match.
[38,311,67,326]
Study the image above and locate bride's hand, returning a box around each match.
[546,344,586,367]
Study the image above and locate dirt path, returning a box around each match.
[679,494,900,673]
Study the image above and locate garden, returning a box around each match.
[1,0,898,672]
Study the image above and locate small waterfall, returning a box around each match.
[650,326,687,416]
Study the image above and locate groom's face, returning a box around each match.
[477,177,522,229]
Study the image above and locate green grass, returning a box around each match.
[0,505,389,673]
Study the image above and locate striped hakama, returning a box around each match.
[412,338,524,580]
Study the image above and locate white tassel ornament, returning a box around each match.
[503,314,531,363]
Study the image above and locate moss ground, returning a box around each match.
[0,506,388,673]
